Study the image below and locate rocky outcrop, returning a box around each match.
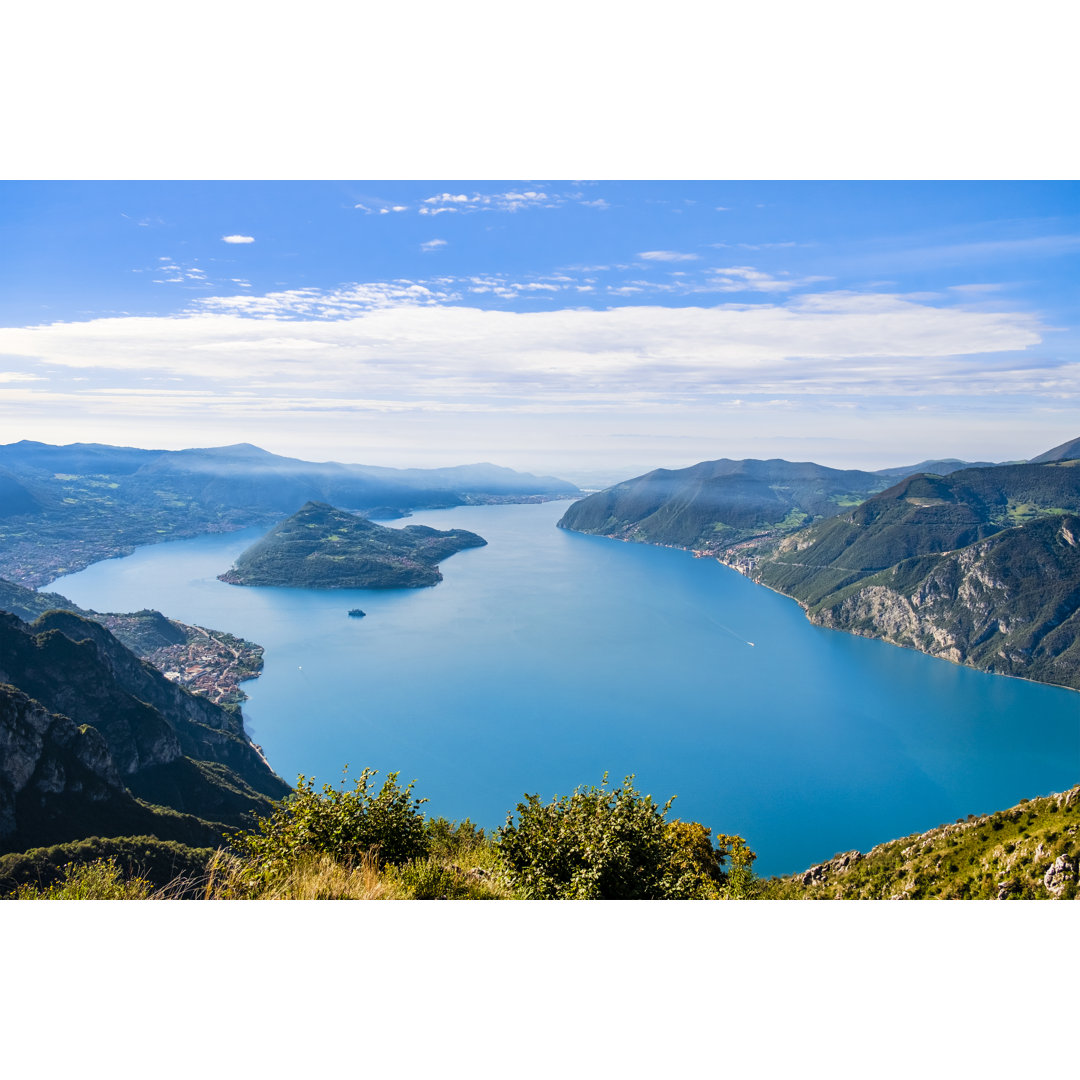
[805,516,1080,689]
[0,610,290,854]
[798,850,863,886]
[784,786,1080,900]
[0,683,129,841]
[1043,855,1077,898]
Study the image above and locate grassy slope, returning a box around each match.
[769,785,1080,899]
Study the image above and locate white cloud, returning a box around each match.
[222,235,255,244]
[0,291,1053,417]
[638,251,700,262]
[418,189,567,214]
[3,289,1069,478]
[420,239,447,252]
[705,266,830,292]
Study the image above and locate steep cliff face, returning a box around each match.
[0,684,125,840]
[807,516,1080,689]
[723,460,1080,690]
[0,610,290,854]
[0,612,183,775]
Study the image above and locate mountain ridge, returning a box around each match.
[558,437,1080,692]
[0,440,576,587]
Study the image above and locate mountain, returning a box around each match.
[0,577,263,706]
[0,609,289,856]
[728,459,1080,690]
[0,440,577,587]
[557,457,892,550]
[873,458,999,480]
[557,438,1080,692]
[1030,436,1080,464]
[0,470,38,518]
[219,501,487,589]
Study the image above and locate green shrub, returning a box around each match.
[231,768,429,878]
[425,816,486,859]
[496,774,756,900]
[14,857,154,900]
[0,836,214,896]
[387,857,502,900]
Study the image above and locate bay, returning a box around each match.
[52,500,1080,876]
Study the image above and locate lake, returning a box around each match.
[52,500,1080,876]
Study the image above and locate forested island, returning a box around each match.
[218,501,487,589]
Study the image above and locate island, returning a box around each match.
[348,609,366,618]
[218,500,487,589]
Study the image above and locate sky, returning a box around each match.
[1,179,1078,485]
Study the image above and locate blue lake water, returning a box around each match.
[52,500,1080,876]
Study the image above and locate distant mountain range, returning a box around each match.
[558,438,1080,691]
[0,440,577,587]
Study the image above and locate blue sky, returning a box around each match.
[1,180,1077,483]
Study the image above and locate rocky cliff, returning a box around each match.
[728,460,1080,691]
[0,610,290,855]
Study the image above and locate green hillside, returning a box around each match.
[771,785,1080,899]
[557,457,891,550]
[735,462,1080,689]
[219,500,486,589]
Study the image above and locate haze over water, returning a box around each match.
[54,500,1080,876]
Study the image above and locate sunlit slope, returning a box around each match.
[775,785,1080,900]
[741,462,1080,689]
[558,458,889,550]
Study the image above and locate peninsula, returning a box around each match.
[218,501,487,589]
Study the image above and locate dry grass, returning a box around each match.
[189,849,409,900]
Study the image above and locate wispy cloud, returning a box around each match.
[145,258,215,288]
[705,266,831,292]
[420,190,558,214]
[222,235,255,244]
[413,188,611,215]
[420,239,447,252]
[194,280,461,317]
[638,251,700,262]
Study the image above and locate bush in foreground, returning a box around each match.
[5,770,757,900]
[496,774,756,899]
[229,768,430,890]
